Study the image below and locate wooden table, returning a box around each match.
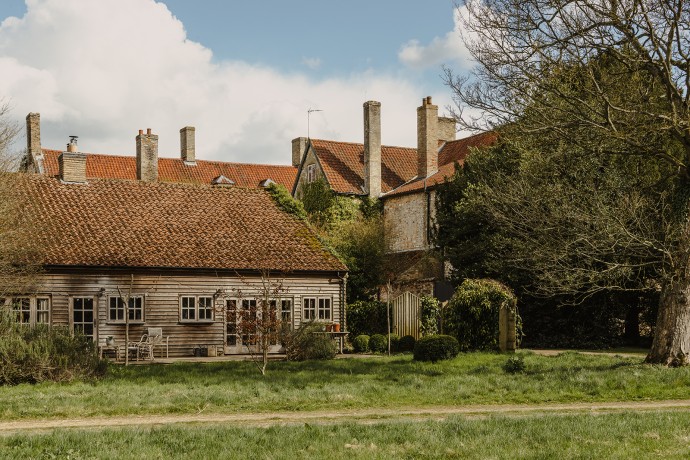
[98,344,121,361]
[311,331,349,353]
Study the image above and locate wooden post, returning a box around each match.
[499,305,516,352]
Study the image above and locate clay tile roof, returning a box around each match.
[383,131,497,198]
[21,175,345,273]
[40,149,297,190]
[309,140,418,194]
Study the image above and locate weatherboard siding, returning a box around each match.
[37,269,344,357]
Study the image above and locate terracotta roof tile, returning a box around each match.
[40,149,297,190]
[21,175,345,273]
[309,140,418,194]
[383,132,497,197]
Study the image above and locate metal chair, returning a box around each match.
[146,327,169,359]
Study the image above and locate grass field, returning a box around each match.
[2,351,690,420]
[2,411,690,459]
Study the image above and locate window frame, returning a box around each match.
[303,296,332,322]
[107,295,144,324]
[307,164,316,183]
[179,295,215,323]
[8,296,51,326]
[71,296,96,341]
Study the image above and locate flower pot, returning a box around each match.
[334,323,341,332]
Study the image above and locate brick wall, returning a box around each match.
[384,191,435,253]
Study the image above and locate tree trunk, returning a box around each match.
[647,279,690,366]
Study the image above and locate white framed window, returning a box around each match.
[303,297,332,321]
[303,297,316,320]
[318,298,331,320]
[180,295,214,322]
[307,164,316,183]
[280,299,293,326]
[8,296,51,326]
[72,297,95,341]
[108,296,144,323]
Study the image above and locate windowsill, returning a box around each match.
[106,321,145,326]
[178,320,215,325]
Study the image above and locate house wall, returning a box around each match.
[383,190,436,253]
[32,268,344,357]
[293,147,325,198]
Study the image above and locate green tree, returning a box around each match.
[447,0,690,365]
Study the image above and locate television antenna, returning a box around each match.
[307,108,323,138]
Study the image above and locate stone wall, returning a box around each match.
[293,147,324,198]
[384,191,435,253]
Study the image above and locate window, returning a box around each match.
[307,164,316,183]
[280,299,292,325]
[180,295,214,322]
[108,296,143,322]
[303,298,316,320]
[72,297,95,341]
[12,297,30,324]
[304,297,331,321]
[9,297,50,326]
[318,298,331,320]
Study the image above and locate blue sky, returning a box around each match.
[0,0,470,164]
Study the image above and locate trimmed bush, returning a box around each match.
[346,301,388,338]
[0,308,107,385]
[352,334,370,353]
[399,335,416,352]
[388,333,400,352]
[369,334,387,353]
[443,279,521,351]
[413,335,460,362]
[284,322,337,361]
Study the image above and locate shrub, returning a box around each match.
[346,301,388,338]
[420,295,441,337]
[388,333,400,352]
[284,322,336,361]
[443,279,521,351]
[503,354,526,374]
[0,308,107,385]
[352,334,370,353]
[266,183,307,220]
[398,335,416,352]
[413,335,460,362]
[369,334,387,353]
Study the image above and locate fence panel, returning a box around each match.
[392,291,421,339]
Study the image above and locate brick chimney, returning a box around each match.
[417,96,438,178]
[136,128,158,182]
[291,137,308,167]
[26,113,41,157]
[438,116,457,142]
[58,136,86,183]
[363,100,382,197]
[180,126,196,164]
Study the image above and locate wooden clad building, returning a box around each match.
[13,150,347,357]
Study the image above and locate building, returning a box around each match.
[291,97,496,299]
[12,134,346,357]
[22,114,297,190]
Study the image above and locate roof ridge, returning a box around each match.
[311,138,416,151]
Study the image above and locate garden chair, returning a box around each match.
[127,334,149,361]
[146,327,169,359]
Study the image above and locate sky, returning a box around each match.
[0,0,473,165]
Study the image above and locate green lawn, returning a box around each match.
[2,411,690,459]
[2,351,690,421]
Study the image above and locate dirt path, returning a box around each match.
[2,400,690,435]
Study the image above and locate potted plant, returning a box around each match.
[105,336,115,347]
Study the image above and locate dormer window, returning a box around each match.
[211,175,235,186]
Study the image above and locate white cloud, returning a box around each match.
[398,7,473,70]
[0,0,451,165]
[301,57,321,70]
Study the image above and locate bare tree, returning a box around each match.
[224,271,287,375]
[448,0,690,365]
[0,101,42,297]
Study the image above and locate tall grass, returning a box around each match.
[1,352,690,420]
[2,411,689,459]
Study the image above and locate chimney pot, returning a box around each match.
[138,129,143,135]
[146,128,152,135]
[58,136,86,183]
